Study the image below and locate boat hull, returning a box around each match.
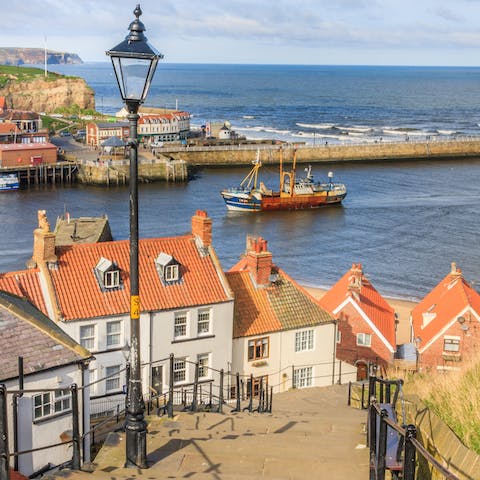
[0,174,19,191]
[221,190,346,211]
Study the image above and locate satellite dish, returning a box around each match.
[457,316,466,324]
[461,324,469,331]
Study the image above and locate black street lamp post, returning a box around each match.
[106,4,162,468]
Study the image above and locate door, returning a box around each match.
[151,365,163,395]
[356,362,368,381]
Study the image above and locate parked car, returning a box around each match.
[151,141,163,148]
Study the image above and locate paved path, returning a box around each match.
[52,384,369,480]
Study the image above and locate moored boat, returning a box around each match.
[0,173,19,191]
[221,149,346,212]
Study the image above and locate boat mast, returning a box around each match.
[290,148,297,197]
[279,147,284,192]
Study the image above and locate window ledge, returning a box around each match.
[33,410,71,425]
[172,334,215,344]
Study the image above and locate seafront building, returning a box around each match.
[411,262,480,370]
[226,236,352,393]
[319,263,397,378]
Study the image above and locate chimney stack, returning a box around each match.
[450,262,463,279]
[27,210,57,268]
[191,210,212,247]
[245,236,273,287]
[347,263,363,300]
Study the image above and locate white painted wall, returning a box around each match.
[232,324,338,394]
[4,364,89,477]
[141,300,234,394]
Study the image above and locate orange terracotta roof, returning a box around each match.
[411,264,480,347]
[10,469,29,480]
[226,267,333,338]
[0,269,48,316]
[319,264,396,348]
[50,235,231,321]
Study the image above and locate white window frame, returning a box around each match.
[173,358,186,383]
[293,367,313,388]
[80,324,95,350]
[105,365,121,392]
[444,337,460,352]
[197,309,211,335]
[104,269,120,288]
[174,312,188,338]
[356,333,372,347]
[295,329,314,352]
[106,321,122,348]
[197,353,210,379]
[165,264,179,282]
[33,389,71,421]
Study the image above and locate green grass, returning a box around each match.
[402,360,480,454]
[0,65,74,88]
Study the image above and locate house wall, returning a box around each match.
[418,310,480,370]
[0,145,57,167]
[61,315,129,415]
[4,365,89,477]
[142,300,234,393]
[335,302,394,369]
[232,323,337,394]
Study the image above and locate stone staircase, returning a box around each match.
[48,385,369,480]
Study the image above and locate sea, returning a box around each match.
[4,63,480,301]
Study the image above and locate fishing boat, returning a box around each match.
[0,173,19,191]
[221,149,347,211]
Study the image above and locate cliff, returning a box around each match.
[0,47,82,65]
[0,76,95,112]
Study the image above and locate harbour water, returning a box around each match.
[5,63,480,300]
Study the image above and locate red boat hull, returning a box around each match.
[260,192,346,211]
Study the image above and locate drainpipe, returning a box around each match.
[13,356,24,471]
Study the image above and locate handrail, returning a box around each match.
[368,375,461,480]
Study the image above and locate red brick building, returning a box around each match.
[0,142,57,167]
[85,121,129,147]
[411,263,480,371]
[319,263,396,379]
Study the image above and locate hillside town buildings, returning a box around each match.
[319,263,397,379]
[411,262,480,371]
[0,289,92,476]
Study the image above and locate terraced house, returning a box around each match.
[226,236,341,395]
[2,210,234,415]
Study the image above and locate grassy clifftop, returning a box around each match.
[0,65,71,88]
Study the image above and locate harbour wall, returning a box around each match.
[163,138,480,166]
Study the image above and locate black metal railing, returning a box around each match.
[367,375,461,480]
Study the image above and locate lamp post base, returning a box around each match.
[124,413,148,468]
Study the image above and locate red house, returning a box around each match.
[411,263,480,371]
[319,263,396,379]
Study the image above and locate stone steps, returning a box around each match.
[47,385,369,480]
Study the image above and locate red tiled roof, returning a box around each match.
[226,266,333,338]
[50,235,231,321]
[0,269,48,316]
[411,264,480,347]
[10,469,29,480]
[319,264,396,348]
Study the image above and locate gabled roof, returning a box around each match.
[226,266,333,338]
[0,290,91,382]
[411,263,480,348]
[319,263,396,348]
[0,269,48,316]
[0,123,21,135]
[50,235,232,321]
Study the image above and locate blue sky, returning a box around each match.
[3,0,480,66]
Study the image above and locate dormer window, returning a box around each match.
[155,252,182,284]
[94,257,121,291]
